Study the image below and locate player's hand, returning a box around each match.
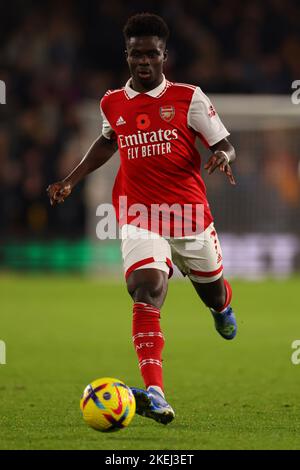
[47,181,72,206]
[204,153,236,185]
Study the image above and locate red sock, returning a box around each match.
[132,302,165,391]
[216,279,233,312]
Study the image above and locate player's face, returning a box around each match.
[126,36,167,91]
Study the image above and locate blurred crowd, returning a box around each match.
[0,0,299,239]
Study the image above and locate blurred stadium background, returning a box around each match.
[0,0,299,278]
[1,0,300,451]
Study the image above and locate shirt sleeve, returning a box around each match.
[100,104,114,140]
[187,87,230,146]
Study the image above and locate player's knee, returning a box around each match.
[131,278,167,306]
[127,270,168,308]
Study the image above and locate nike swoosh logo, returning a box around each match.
[112,384,123,415]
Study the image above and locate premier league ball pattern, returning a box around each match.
[80,377,136,432]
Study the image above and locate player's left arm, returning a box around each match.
[205,138,236,185]
[187,87,237,185]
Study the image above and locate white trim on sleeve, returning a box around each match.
[187,87,230,146]
[100,106,114,140]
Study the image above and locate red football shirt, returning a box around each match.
[100,75,229,237]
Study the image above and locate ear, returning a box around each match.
[163,49,168,62]
[125,49,128,60]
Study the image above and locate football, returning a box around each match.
[80,377,136,432]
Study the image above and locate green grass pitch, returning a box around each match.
[0,274,299,450]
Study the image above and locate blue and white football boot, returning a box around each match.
[130,386,175,425]
[210,306,237,340]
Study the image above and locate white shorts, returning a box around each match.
[121,223,223,284]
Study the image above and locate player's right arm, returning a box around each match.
[47,135,117,206]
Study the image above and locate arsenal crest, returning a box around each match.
[159,106,175,122]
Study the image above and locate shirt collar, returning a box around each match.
[124,74,167,99]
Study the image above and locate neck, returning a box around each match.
[131,74,164,93]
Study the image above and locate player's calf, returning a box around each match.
[132,301,165,391]
[192,277,237,340]
[127,269,169,395]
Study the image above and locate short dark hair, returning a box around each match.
[123,13,169,43]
